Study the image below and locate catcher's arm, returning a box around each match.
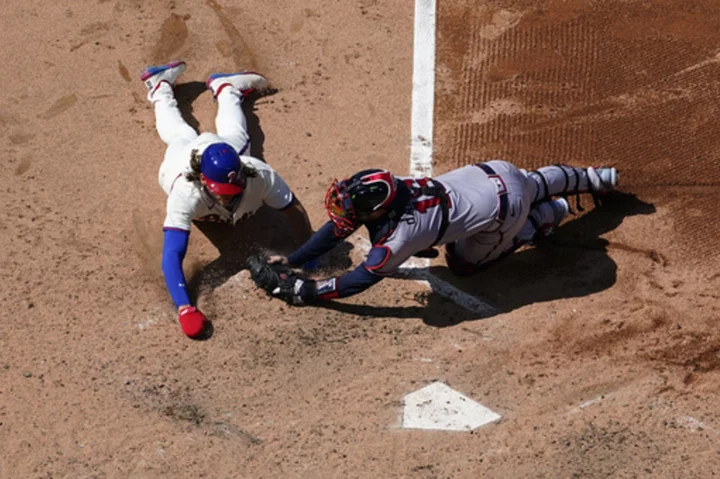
[294,244,389,302]
[246,253,384,305]
[303,264,384,302]
[256,261,384,306]
[286,221,345,267]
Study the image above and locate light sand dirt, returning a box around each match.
[1,0,720,478]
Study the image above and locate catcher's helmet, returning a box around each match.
[325,169,398,234]
[201,143,246,196]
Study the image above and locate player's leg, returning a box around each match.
[141,61,198,146]
[141,62,199,193]
[206,72,271,154]
[511,197,570,247]
[444,161,532,275]
[526,164,618,203]
[446,196,570,275]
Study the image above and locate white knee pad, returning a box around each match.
[516,198,570,243]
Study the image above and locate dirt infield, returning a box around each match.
[2,0,720,477]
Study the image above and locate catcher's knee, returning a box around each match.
[444,243,482,276]
[519,198,570,243]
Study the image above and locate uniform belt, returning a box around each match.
[476,163,508,223]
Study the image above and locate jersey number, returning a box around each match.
[413,197,443,213]
[402,177,451,214]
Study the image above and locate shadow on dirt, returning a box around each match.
[243,90,279,162]
[187,211,355,300]
[314,191,656,327]
[174,81,271,161]
[188,207,299,296]
[174,81,206,133]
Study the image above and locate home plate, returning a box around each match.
[402,382,501,431]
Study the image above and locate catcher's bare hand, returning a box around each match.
[267,255,289,265]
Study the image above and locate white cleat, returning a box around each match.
[587,167,618,193]
[140,61,186,96]
[206,71,270,98]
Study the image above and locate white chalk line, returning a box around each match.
[411,0,436,180]
[355,236,496,317]
[401,0,495,317]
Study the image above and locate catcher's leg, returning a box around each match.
[527,164,618,203]
[445,231,525,276]
[512,197,570,246]
[445,198,569,275]
[444,160,532,275]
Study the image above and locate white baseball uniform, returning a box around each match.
[150,83,293,232]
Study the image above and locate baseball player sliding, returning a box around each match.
[141,61,314,338]
[247,161,617,305]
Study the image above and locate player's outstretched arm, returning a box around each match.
[250,249,385,305]
[286,221,347,267]
[267,261,384,305]
[301,264,384,302]
[161,229,206,338]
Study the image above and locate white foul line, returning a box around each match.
[398,267,497,317]
[406,0,495,316]
[355,236,497,317]
[411,0,436,179]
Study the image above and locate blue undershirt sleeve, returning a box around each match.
[161,229,191,308]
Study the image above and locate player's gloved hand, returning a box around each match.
[246,254,312,305]
[177,306,207,338]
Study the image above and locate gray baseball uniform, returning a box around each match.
[284,160,612,303]
[370,160,603,274]
[372,160,532,273]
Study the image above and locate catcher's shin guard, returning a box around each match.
[528,165,617,204]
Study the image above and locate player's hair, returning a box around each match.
[186,148,257,188]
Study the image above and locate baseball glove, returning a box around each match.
[246,254,301,293]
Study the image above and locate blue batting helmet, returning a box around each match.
[200,143,245,195]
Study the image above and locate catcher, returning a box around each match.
[247,161,618,306]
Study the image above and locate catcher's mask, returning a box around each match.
[325,169,398,234]
[200,142,247,197]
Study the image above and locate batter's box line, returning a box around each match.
[354,236,497,317]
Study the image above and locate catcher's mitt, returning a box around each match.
[246,254,300,294]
